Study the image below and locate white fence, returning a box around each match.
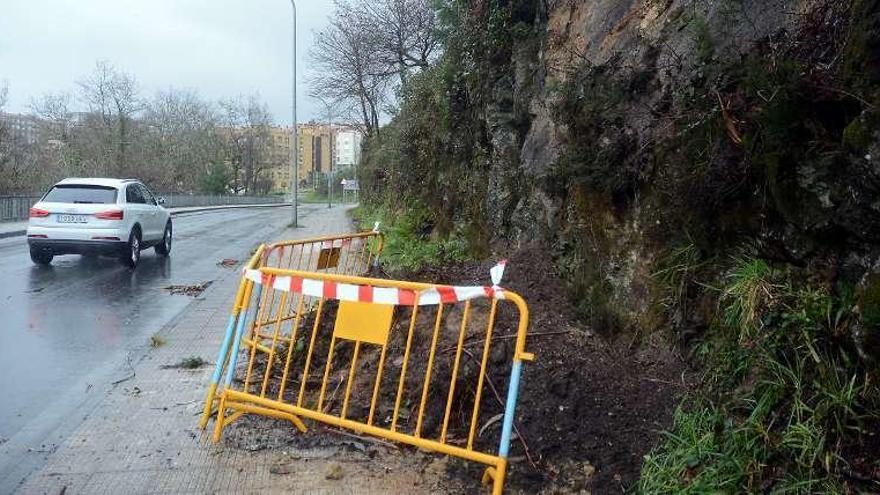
[0,193,286,222]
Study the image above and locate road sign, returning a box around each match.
[342,179,359,191]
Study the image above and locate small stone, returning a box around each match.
[583,461,596,479]
[424,456,449,477]
[269,464,292,475]
[325,463,344,480]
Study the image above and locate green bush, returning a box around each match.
[641,256,877,493]
[353,203,468,272]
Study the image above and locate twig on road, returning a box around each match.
[460,348,539,471]
[440,330,571,353]
[320,426,400,450]
[111,352,136,385]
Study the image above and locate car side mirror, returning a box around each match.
[157,197,166,205]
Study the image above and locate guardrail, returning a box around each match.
[0,193,286,221]
[0,195,41,222]
[161,194,285,208]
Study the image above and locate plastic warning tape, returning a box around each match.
[242,261,508,306]
[321,238,352,249]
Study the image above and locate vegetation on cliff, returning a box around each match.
[352,0,880,491]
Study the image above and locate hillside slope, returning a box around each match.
[360,0,880,491]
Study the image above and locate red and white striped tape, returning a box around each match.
[243,261,508,306]
[321,238,352,249]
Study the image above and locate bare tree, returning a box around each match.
[3,63,282,195]
[358,0,439,86]
[310,2,391,136]
[0,80,7,112]
[76,61,141,175]
[219,95,273,194]
[0,81,10,191]
[309,0,439,137]
[143,88,224,192]
[30,92,73,141]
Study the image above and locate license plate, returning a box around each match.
[57,214,88,224]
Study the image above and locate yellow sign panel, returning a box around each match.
[333,301,394,346]
[317,247,341,270]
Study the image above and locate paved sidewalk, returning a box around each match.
[15,205,462,494]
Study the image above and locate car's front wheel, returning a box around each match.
[30,248,53,265]
[155,221,172,257]
[120,229,141,268]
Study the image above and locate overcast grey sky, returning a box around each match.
[0,0,338,124]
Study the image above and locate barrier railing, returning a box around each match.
[200,230,385,429]
[201,258,533,494]
[0,193,286,221]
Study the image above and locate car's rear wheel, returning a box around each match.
[120,229,141,268]
[155,221,172,257]
[30,248,53,265]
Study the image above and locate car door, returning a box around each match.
[125,183,153,240]
[137,184,163,240]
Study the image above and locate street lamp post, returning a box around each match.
[289,0,298,227]
[327,125,333,209]
[315,95,336,209]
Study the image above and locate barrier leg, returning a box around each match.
[498,360,523,458]
[493,359,524,494]
[223,285,262,389]
[481,459,506,495]
[493,460,507,495]
[212,391,228,443]
[200,314,239,429]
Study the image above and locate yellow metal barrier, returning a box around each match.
[263,230,385,274]
[202,261,533,494]
[199,230,384,429]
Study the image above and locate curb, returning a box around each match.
[0,203,292,240]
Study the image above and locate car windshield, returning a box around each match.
[42,185,118,204]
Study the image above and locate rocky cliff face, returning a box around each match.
[477,0,880,344]
[360,0,880,488]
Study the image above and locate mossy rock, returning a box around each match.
[842,113,878,152]
[843,0,880,92]
[859,273,880,328]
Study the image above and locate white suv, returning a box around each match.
[27,178,172,268]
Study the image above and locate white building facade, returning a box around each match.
[334,130,362,168]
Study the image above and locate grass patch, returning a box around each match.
[640,255,879,493]
[299,189,357,205]
[652,240,707,318]
[352,203,469,272]
[149,334,167,348]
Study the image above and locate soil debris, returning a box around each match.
[400,243,690,492]
[217,258,240,268]
[163,281,212,297]
[160,356,208,369]
[269,463,293,475]
[219,242,689,492]
[324,463,344,480]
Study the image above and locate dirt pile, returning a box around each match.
[223,242,689,492]
[398,243,691,492]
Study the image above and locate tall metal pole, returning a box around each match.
[316,96,335,209]
[327,115,334,209]
[289,0,298,226]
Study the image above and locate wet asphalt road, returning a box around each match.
[0,204,320,490]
